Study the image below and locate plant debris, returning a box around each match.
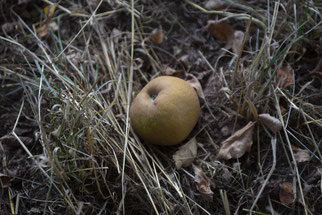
[193,165,214,201]
[217,121,256,160]
[279,182,295,205]
[172,137,197,169]
[150,28,165,44]
[258,113,283,133]
[277,65,294,89]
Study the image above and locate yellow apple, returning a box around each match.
[130,76,200,145]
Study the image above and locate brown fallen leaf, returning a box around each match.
[277,65,294,89]
[150,28,165,44]
[207,21,246,55]
[0,173,12,188]
[186,74,205,99]
[178,54,190,68]
[207,20,233,42]
[258,113,283,133]
[161,66,184,78]
[172,138,197,169]
[292,145,311,163]
[279,182,295,205]
[193,165,213,201]
[217,121,256,160]
[294,149,311,163]
[279,105,288,115]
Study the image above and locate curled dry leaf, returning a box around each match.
[205,0,229,10]
[258,113,283,133]
[217,121,256,160]
[150,28,165,44]
[292,145,311,163]
[207,20,233,42]
[186,74,205,99]
[232,30,245,55]
[172,138,197,169]
[193,165,213,201]
[294,149,311,163]
[50,126,61,140]
[279,182,295,205]
[0,173,12,188]
[178,54,190,68]
[277,65,294,89]
[161,66,184,77]
[1,21,23,34]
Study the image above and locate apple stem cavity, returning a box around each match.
[149,93,158,101]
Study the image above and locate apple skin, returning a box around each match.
[130,76,200,145]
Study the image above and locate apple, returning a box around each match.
[130,76,200,145]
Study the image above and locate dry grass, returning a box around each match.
[0,0,321,214]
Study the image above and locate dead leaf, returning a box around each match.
[193,165,213,201]
[232,30,245,55]
[1,21,23,35]
[186,74,205,99]
[277,65,294,89]
[172,138,197,169]
[66,51,82,65]
[217,121,256,160]
[279,182,295,205]
[258,113,283,133]
[150,28,165,44]
[292,146,311,163]
[27,207,41,214]
[0,173,12,188]
[205,0,229,10]
[280,105,288,115]
[178,54,190,68]
[50,126,61,140]
[161,66,184,77]
[38,1,61,37]
[207,20,233,42]
[221,167,233,182]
